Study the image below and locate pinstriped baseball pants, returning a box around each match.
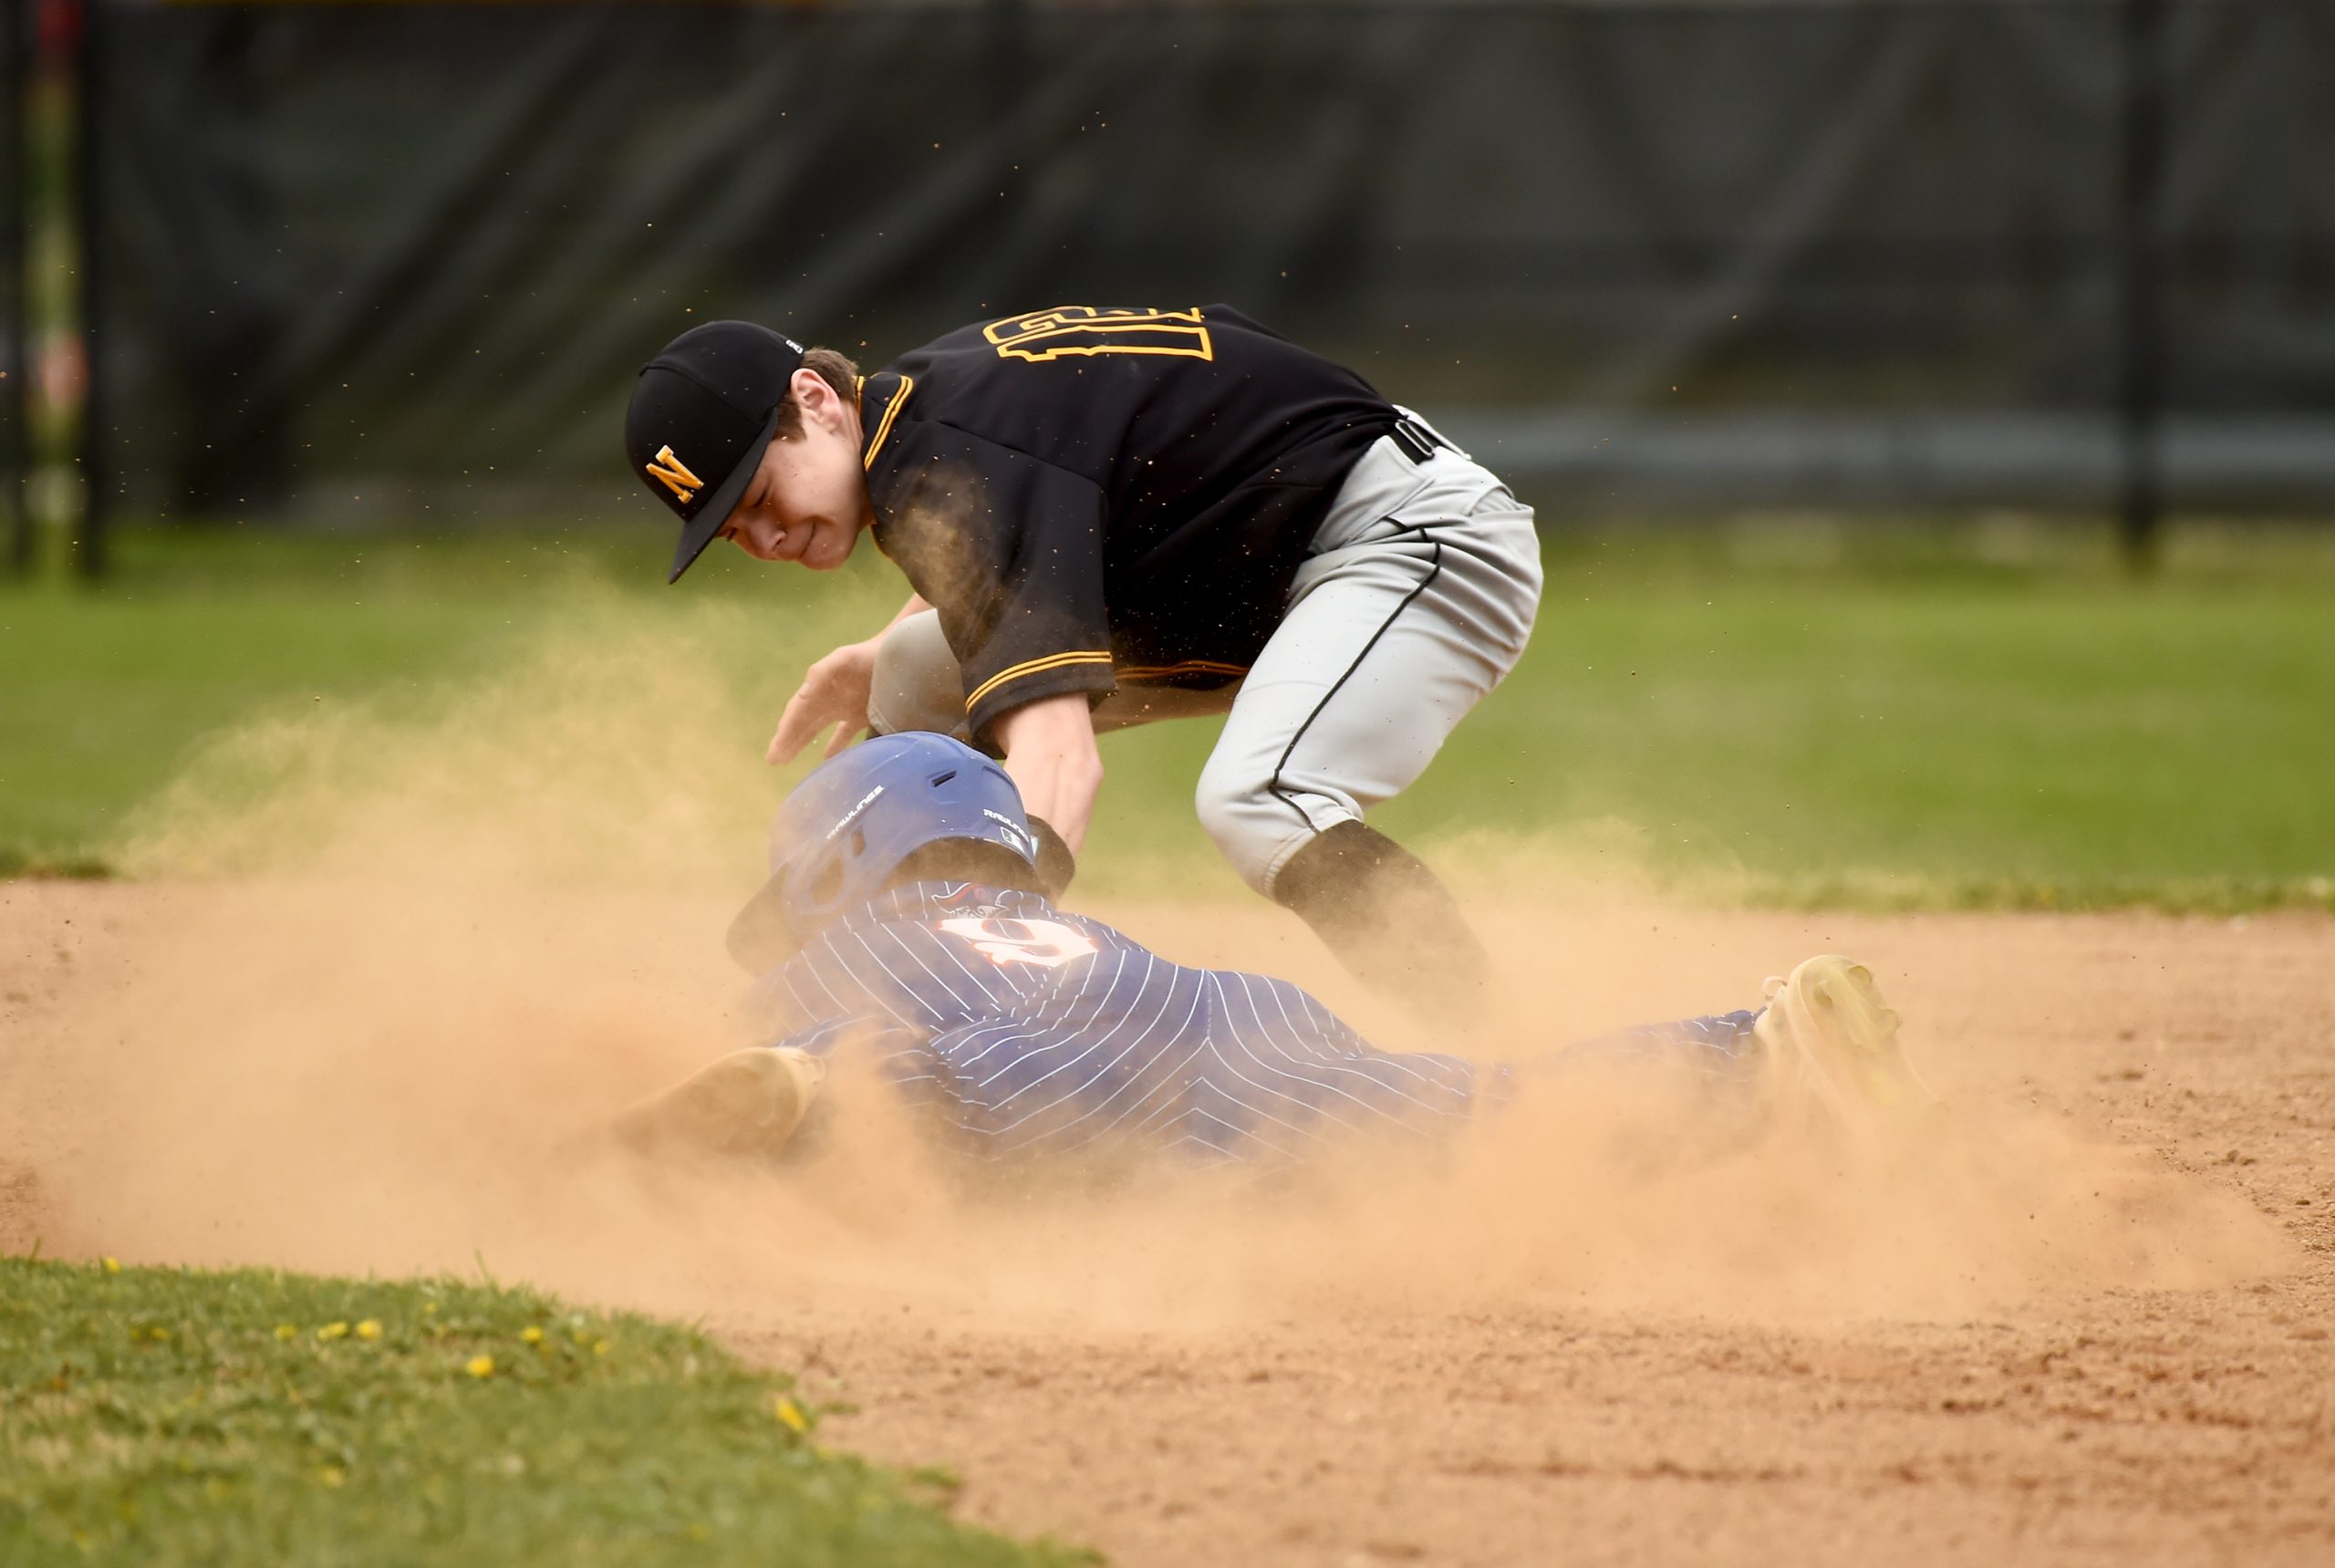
[867,420,1542,894]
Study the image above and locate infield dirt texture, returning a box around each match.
[5,536,2333,1564]
[5,877,2331,1565]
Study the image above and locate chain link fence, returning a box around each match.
[58,0,2335,562]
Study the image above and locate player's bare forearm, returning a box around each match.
[993,693,1104,854]
[765,594,935,765]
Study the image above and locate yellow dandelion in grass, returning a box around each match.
[317,1322,350,1343]
[101,1258,121,1274]
[520,1325,545,1346]
[317,1466,346,1489]
[466,1355,495,1379]
[356,1320,382,1342]
[592,1339,610,1357]
[773,1397,810,1435]
[274,1324,298,1342]
[422,1302,438,1316]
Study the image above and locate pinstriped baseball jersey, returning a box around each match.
[748,881,1513,1167]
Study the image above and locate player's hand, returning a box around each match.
[768,638,880,764]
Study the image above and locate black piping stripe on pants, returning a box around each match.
[1264,527,1447,857]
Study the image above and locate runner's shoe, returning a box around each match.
[1753,955,1935,1137]
[607,1047,825,1162]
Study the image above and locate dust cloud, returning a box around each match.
[5,622,2296,1334]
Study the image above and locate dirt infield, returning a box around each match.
[4,881,2330,1565]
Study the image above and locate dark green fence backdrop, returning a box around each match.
[0,0,25,575]
[62,0,2335,562]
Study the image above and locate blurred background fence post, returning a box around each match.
[1,0,25,577]
[2116,0,2169,571]
[69,0,99,578]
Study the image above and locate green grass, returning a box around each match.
[5,517,2335,909]
[0,525,899,868]
[0,1255,1084,1567]
[1383,541,2335,910]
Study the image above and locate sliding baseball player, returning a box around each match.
[609,734,1929,1170]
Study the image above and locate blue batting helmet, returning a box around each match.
[725,732,1038,970]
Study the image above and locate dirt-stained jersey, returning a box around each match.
[747,881,1509,1168]
[856,306,1398,745]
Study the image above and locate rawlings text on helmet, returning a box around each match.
[825,784,887,841]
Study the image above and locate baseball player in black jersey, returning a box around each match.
[623,306,1541,1019]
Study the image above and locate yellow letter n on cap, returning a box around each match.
[646,445,703,505]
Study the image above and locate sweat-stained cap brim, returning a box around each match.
[665,401,783,584]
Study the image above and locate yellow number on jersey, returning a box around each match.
[983,306,1214,364]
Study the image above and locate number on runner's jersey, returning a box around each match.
[982,306,1214,364]
[935,915,1103,970]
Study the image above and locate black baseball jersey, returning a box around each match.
[856,305,1397,745]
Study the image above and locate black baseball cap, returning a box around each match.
[625,320,805,583]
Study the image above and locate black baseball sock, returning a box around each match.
[1270,821,1489,1023]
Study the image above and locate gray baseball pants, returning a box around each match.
[867,414,1542,894]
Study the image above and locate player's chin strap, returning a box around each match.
[1270,820,1489,1025]
[1027,816,1078,901]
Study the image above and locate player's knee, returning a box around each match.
[1192,765,1280,893]
[1197,763,1336,897]
[1190,763,1245,852]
